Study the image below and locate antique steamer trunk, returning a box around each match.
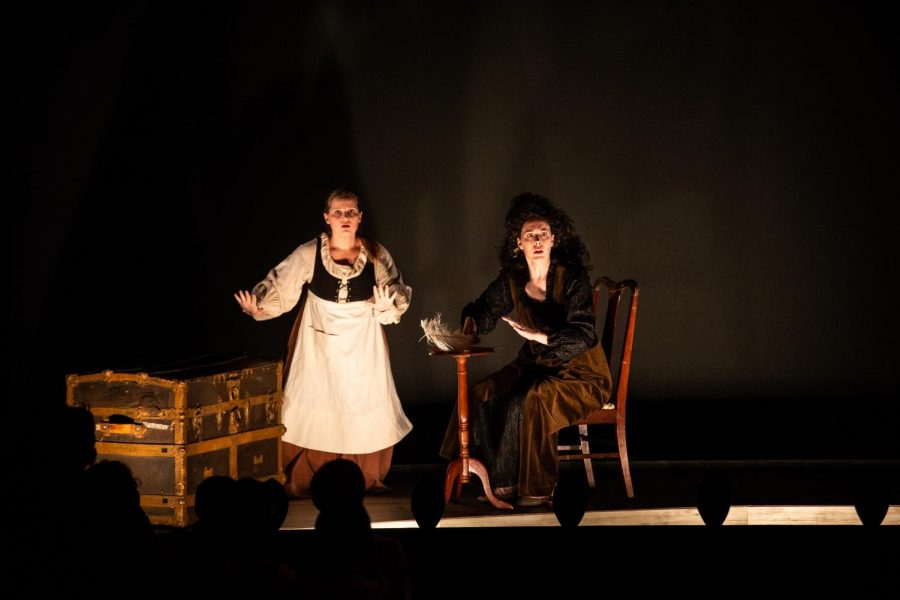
[67,355,283,445]
[66,355,285,526]
[92,425,284,527]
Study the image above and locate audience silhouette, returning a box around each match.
[28,402,898,599]
[183,475,295,598]
[410,475,445,529]
[552,474,589,527]
[62,459,160,599]
[29,405,102,595]
[304,458,412,599]
[697,476,732,526]
[854,475,890,527]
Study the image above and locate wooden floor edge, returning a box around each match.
[280,505,900,529]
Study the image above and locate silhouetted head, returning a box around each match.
[82,460,141,512]
[236,477,272,535]
[58,405,97,475]
[854,475,890,526]
[80,460,152,540]
[410,476,445,529]
[310,459,366,512]
[261,477,290,531]
[195,475,239,525]
[315,503,372,534]
[553,476,589,528]
[230,476,290,535]
[697,476,732,526]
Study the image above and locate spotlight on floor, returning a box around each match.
[553,476,589,527]
[411,476,445,529]
[697,476,731,526]
[854,476,890,527]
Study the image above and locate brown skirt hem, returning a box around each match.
[282,442,394,499]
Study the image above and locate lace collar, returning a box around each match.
[319,233,370,279]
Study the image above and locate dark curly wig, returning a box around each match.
[499,193,590,270]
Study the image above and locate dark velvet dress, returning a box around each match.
[440,260,612,497]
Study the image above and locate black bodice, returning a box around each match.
[307,236,376,303]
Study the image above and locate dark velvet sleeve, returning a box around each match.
[544,266,598,361]
[460,272,513,336]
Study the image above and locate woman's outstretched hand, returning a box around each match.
[502,316,548,345]
[234,290,263,316]
[369,285,397,312]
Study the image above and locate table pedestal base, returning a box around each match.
[445,457,514,510]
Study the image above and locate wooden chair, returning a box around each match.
[557,277,638,498]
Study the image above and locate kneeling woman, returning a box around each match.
[440,193,611,506]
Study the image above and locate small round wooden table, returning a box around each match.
[429,347,514,510]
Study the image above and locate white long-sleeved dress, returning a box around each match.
[251,233,412,454]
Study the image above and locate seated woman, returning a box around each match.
[440,193,612,506]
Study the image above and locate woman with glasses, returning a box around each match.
[440,193,611,506]
[235,189,412,497]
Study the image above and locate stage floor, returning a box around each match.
[281,459,900,529]
[141,459,900,597]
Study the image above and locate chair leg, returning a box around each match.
[616,421,634,498]
[578,424,596,489]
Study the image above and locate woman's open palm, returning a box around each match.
[234,290,263,316]
[369,285,397,312]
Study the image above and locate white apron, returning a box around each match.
[281,291,412,454]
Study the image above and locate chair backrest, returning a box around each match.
[592,277,639,412]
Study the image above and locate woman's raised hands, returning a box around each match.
[234,290,264,316]
[368,285,397,312]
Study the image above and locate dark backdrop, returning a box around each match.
[8,1,899,460]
